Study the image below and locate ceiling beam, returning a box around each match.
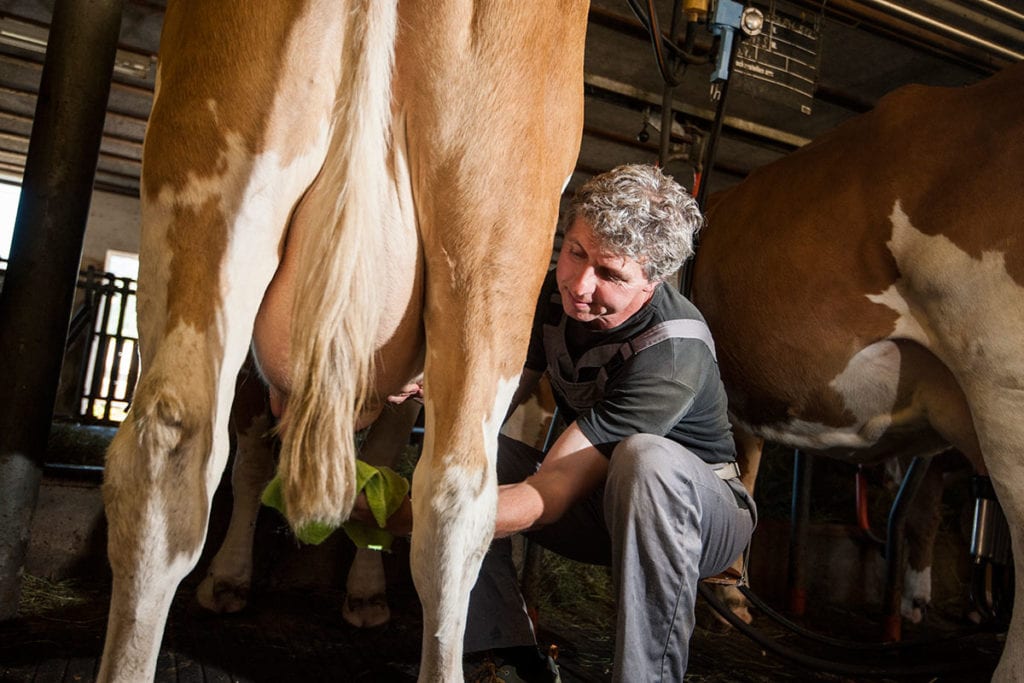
[585,72,811,152]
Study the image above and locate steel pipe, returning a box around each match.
[0,0,124,619]
[854,0,1024,60]
[962,0,1024,28]
[913,0,1024,45]
[787,450,813,617]
[789,0,1009,72]
[585,72,811,150]
[882,456,931,642]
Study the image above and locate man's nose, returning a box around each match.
[568,266,595,296]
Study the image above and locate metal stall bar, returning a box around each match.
[0,0,125,619]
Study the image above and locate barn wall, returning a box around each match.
[81,190,140,271]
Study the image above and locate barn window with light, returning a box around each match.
[1,183,141,425]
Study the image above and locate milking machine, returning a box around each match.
[969,475,1014,625]
[697,452,1008,677]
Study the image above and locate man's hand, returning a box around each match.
[347,420,605,542]
[386,382,423,405]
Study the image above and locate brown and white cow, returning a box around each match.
[692,62,1024,678]
[97,2,588,681]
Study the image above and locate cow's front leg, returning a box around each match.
[900,455,949,624]
[97,201,281,682]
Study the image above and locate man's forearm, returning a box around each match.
[493,480,547,538]
[359,422,606,541]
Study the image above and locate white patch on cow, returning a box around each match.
[153,131,242,209]
[866,285,933,345]
[220,119,333,348]
[206,98,219,124]
[735,343,903,452]
[829,341,901,443]
[884,200,1024,380]
[741,199,1024,458]
[901,565,932,624]
[884,201,1024,505]
[486,375,521,456]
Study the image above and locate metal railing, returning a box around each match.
[1,257,139,426]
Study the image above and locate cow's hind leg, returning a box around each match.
[197,360,276,614]
[343,397,422,628]
[409,151,578,683]
[98,192,283,682]
[96,6,346,680]
[396,4,587,678]
[411,343,519,681]
[99,210,297,681]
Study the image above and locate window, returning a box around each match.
[81,250,140,423]
[0,183,19,261]
[105,249,139,280]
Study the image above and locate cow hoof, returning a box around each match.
[342,592,390,628]
[900,597,928,624]
[196,575,251,614]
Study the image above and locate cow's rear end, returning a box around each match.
[693,63,1024,679]
[98,2,589,682]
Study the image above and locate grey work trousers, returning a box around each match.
[464,433,756,682]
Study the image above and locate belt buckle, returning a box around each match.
[715,461,740,480]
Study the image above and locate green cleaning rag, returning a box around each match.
[261,460,410,551]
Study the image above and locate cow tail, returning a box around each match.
[278,0,398,531]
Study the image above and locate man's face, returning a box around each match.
[556,217,657,330]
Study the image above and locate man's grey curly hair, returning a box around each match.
[566,164,704,282]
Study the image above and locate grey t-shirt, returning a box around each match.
[526,270,735,464]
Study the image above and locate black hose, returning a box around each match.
[626,0,709,87]
[736,583,985,652]
[698,583,991,678]
[682,40,736,298]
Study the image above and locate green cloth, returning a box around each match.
[261,460,410,551]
